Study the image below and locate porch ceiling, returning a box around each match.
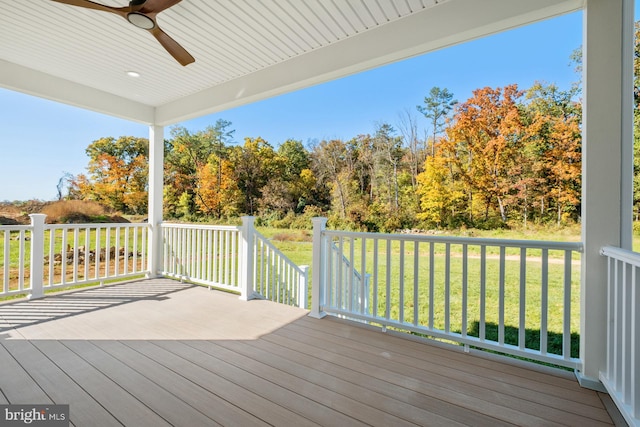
[0,0,582,126]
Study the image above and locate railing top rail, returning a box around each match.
[322,229,583,252]
[45,222,150,230]
[160,222,241,231]
[601,245,640,267]
[0,225,31,231]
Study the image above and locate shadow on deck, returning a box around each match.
[0,279,622,426]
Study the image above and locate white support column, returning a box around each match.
[580,0,634,389]
[28,213,46,300]
[147,125,164,278]
[620,0,635,250]
[309,217,327,318]
[239,216,256,301]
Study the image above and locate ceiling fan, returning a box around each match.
[51,0,195,66]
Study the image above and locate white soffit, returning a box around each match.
[0,0,583,126]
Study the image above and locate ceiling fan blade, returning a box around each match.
[139,0,181,14]
[51,0,126,15]
[151,26,194,66]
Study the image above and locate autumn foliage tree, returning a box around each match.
[71,136,149,214]
[416,83,582,228]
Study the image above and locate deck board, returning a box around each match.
[0,340,121,427]
[0,279,618,426]
[125,340,319,427]
[277,319,613,424]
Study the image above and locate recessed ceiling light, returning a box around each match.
[126,71,141,78]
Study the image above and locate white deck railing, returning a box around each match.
[328,239,370,314]
[311,218,583,369]
[161,222,242,293]
[600,246,639,427]
[1,223,31,297]
[1,214,149,298]
[253,230,309,308]
[160,218,309,308]
[2,215,307,309]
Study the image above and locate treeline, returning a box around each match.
[65,79,583,232]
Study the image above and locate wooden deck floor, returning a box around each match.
[0,279,621,426]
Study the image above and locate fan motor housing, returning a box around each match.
[127,12,155,30]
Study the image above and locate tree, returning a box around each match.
[397,109,424,189]
[270,139,312,213]
[196,158,240,218]
[72,136,149,214]
[310,139,351,219]
[444,85,525,223]
[417,87,457,156]
[230,137,277,215]
[372,123,404,212]
[416,154,464,227]
[525,82,581,225]
[165,120,235,217]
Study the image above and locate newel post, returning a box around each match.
[28,213,46,300]
[239,216,256,301]
[309,217,327,318]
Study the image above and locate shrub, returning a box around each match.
[41,200,113,224]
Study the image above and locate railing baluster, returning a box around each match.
[2,230,8,294]
[623,262,631,402]
[519,247,526,350]
[444,242,450,333]
[373,238,378,319]
[614,259,623,386]
[124,227,130,275]
[18,230,25,291]
[231,229,237,287]
[413,241,419,326]
[632,265,638,420]
[541,248,549,355]
[480,245,486,342]
[385,238,391,322]
[399,240,405,323]
[429,241,435,330]
[461,244,468,338]
[361,237,367,315]
[61,228,68,283]
[72,228,79,282]
[563,250,572,360]
[498,246,506,346]
[48,228,56,285]
[115,226,121,277]
[349,237,355,312]
[95,227,101,280]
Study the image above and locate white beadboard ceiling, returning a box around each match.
[0,0,583,126]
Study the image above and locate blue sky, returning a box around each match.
[0,9,590,201]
